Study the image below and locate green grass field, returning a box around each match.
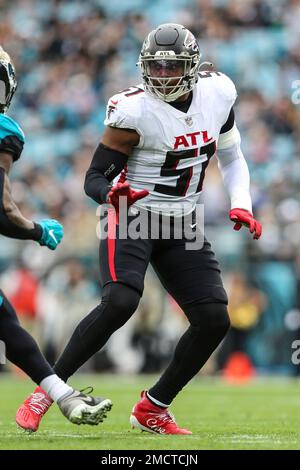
[0,374,300,450]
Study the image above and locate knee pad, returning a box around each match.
[185,303,230,337]
[79,282,141,338]
[101,282,141,314]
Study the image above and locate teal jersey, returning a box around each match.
[0,114,25,161]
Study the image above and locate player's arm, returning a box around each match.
[216,108,262,239]
[0,151,42,239]
[84,126,148,207]
[0,152,63,249]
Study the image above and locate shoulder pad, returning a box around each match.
[198,71,237,104]
[0,114,25,161]
[0,114,25,142]
[104,86,145,130]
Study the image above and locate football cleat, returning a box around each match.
[130,391,192,435]
[16,386,112,433]
[16,386,53,433]
[57,389,112,426]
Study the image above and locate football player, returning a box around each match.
[17,24,261,434]
[0,48,112,432]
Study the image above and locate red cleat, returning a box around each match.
[16,386,53,433]
[130,391,192,435]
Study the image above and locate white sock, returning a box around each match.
[146,392,169,408]
[40,375,73,403]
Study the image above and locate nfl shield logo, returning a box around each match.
[185,116,193,126]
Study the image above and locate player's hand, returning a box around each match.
[108,182,149,211]
[229,208,262,240]
[37,219,64,250]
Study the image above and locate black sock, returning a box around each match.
[54,283,140,381]
[149,303,230,405]
[0,292,53,384]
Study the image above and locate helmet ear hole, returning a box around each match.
[139,23,201,102]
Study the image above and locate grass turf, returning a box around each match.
[0,374,300,450]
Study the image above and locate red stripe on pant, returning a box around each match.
[107,208,117,282]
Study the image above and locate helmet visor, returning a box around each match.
[141,56,193,102]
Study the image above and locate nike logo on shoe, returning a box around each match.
[80,395,95,404]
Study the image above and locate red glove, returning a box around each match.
[229,208,262,240]
[108,181,149,211]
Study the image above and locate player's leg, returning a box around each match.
[17,211,152,431]
[149,238,230,404]
[130,237,230,434]
[54,211,152,382]
[0,290,54,384]
[54,282,141,381]
[0,291,112,431]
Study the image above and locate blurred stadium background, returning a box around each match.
[1,0,300,378]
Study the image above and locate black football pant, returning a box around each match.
[0,290,53,384]
[54,210,230,404]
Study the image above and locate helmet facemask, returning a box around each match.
[0,49,17,113]
[138,25,201,103]
[140,54,200,102]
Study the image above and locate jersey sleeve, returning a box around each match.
[103,87,145,145]
[0,114,25,161]
[216,75,239,149]
[217,73,238,108]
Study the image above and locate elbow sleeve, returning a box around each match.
[84,143,128,204]
[84,170,111,204]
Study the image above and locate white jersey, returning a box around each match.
[104,71,237,216]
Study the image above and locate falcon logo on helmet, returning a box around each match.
[138,23,201,103]
[0,47,17,113]
[184,31,199,52]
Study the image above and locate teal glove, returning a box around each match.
[37,219,64,250]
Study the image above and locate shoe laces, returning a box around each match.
[154,408,176,425]
[27,393,52,415]
[79,386,94,395]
